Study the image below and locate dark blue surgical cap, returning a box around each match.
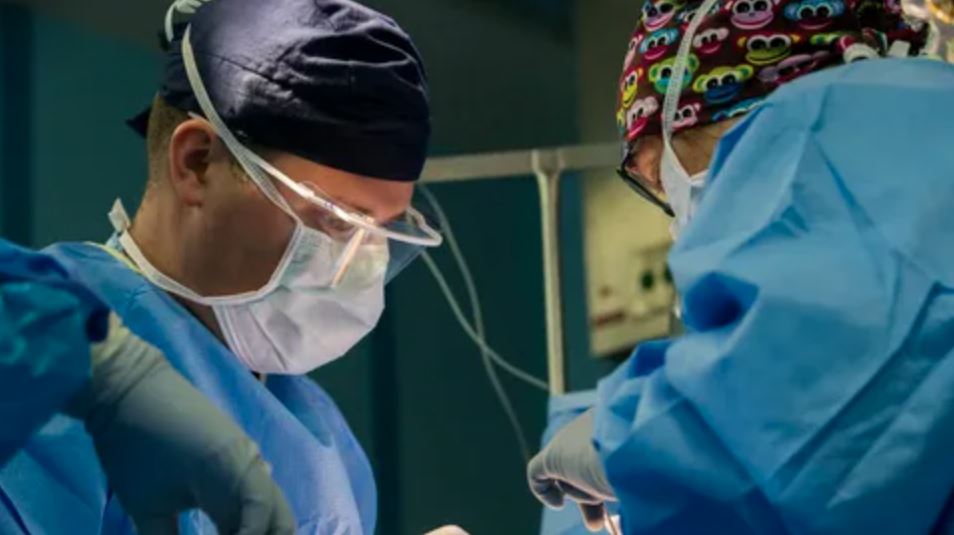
[132,0,431,182]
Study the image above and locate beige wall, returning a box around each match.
[577,0,675,355]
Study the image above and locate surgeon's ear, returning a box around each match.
[167,118,220,207]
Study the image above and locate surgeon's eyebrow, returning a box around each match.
[294,174,405,224]
[367,207,405,225]
[331,195,404,225]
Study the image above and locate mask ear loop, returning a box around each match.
[109,199,276,305]
[661,0,720,185]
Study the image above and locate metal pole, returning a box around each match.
[418,142,620,396]
[419,142,618,184]
[532,149,566,396]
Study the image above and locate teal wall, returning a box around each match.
[0,4,32,243]
[0,6,9,239]
[2,2,608,534]
[315,2,585,533]
[30,14,159,246]
[0,5,159,246]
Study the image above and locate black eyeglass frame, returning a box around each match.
[615,153,675,217]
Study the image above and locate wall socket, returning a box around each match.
[589,242,674,357]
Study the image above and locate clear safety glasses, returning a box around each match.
[181,26,442,286]
[243,149,443,285]
[241,149,441,247]
[616,150,675,217]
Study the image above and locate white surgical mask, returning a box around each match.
[213,237,388,374]
[109,200,388,374]
[658,0,719,237]
[660,141,708,237]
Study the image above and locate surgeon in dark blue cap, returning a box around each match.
[0,0,443,533]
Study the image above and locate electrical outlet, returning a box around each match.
[630,245,673,319]
[590,242,674,356]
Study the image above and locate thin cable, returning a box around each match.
[419,190,546,390]
[420,187,538,461]
[420,253,534,461]
[421,252,548,392]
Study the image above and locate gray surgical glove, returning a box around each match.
[527,409,616,533]
[68,314,295,535]
[423,526,470,535]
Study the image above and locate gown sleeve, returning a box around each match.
[0,240,107,464]
[594,59,954,534]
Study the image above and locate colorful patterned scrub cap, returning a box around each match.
[617,0,926,148]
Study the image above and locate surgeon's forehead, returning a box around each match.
[267,150,413,222]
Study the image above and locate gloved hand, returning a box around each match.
[423,526,470,535]
[527,409,616,533]
[68,314,295,535]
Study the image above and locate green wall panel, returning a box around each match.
[30,14,159,246]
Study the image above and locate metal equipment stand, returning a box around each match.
[420,142,619,396]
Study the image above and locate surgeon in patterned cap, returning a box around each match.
[524,0,954,532]
[615,0,923,232]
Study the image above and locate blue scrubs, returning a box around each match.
[0,241,376,534]
[0,240,111,533]
[0,240,104,464]
[594,58,954,534]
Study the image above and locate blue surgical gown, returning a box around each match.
[594,58,954,534]
[0,241,376,534]
[0,240,104,465]
[0,240,110,532]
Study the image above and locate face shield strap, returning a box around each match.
[181,28,298,221]
[403,207,443,243]
[238,148,350,220]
